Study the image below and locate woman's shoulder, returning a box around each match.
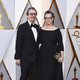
[40,26,59,31]
[52,26,60,30]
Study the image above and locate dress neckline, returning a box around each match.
[40,28,59,32]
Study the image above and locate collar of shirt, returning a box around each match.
[28,20,34,27]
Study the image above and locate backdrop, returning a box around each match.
[0,0,80,80]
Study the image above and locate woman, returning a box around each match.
[37,10,64,80]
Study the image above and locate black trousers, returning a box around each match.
[20,60,38,80]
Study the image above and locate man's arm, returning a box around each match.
[14,25,24,65]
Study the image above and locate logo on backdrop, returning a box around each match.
[72,67,78,80]
[0,72,3,80]
[72,31,80,50]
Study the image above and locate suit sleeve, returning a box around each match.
[57,29,64,51]
[14,26,24,59]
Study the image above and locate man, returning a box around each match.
[14,7,39,80]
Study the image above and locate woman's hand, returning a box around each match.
[58,51,64,63]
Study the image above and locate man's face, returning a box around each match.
[27,9,37,23]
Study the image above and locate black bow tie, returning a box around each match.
[30,24,35,28]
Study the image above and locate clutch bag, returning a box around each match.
[53,52,61,60]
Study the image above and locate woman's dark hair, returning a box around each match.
[44,10,55,24]
[26,7,37,15]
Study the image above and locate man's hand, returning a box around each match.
[15,59,21,65]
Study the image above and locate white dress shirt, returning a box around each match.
[28,20,38,42]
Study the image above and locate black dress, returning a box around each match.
[37,28,64,80]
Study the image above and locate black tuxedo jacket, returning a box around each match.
[14,21,39,62]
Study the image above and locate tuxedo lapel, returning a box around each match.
[26,21,35,42]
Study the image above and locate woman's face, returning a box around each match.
[44,13,53,25]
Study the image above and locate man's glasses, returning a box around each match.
[29,13,37,16]
[44,17,53,20]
